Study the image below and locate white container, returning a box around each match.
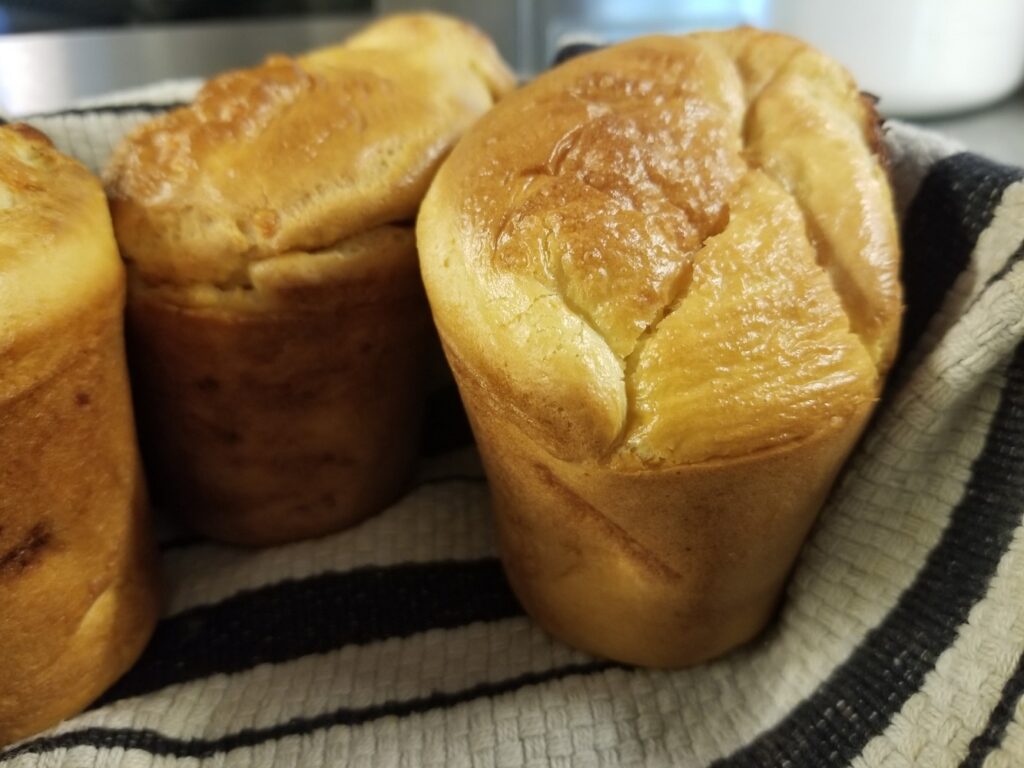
[767,0,1024,117]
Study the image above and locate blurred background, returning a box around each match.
[1,0,1022,162]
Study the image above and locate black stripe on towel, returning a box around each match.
[897,153,1024,368]
[981,240,1024,293]
[714,334,1024,767]
[94,558,521,706]
[552,42,602,66]
[959,649,1024,768]
[0,661,617,761]
[421,384,475,455]
[26,101,188,119]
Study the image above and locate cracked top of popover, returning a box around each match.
[104,13,515,295]
[417,28,902,467]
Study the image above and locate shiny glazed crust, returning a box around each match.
[0,125,159,745]
[104,14,515,545]
[417,29,902,666]
[105,12,516,289]
[126,228,433,545]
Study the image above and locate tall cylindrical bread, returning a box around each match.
[126,228,431,544]
[418,29,903,667]
[0,124,160,745]
[105,14,516,546]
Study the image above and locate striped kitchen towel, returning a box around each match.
[2,71,1023,768]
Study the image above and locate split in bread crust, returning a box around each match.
[420,28,901,467]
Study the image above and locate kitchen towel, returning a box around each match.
[2,70,1024,768]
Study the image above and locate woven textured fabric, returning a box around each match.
[2,71,1024,768]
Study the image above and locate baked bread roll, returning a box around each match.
[0,124,159,745]
[105,14,515,546]
[418,29,902,667]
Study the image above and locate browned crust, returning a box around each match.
[0,292,159,746]
[5,122,52,147]
[860,90,892,175]
[127,274,432,546]
[1,125,159,744]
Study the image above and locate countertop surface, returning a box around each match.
[1,15,1022,167]
[914,92,1024,168]
[0,16,370,116]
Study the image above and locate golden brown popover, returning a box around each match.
[105,14,516,546]
[0,124,159,745]
[417,28,902,667]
